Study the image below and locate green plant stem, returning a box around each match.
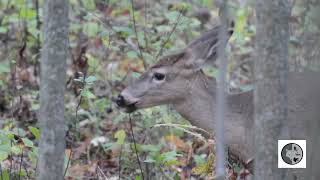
[129,114,144,180]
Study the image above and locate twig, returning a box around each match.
[63,149,73,177]
[18,149,24,180]
[300,0,311,32]
[34,0,41,77]
[64,74,86,177]
[152,123,210,138]
[129,114,144,180]
[155,11,183,61]
[9,140,13,178]
[23,161,31,179]
[0,163,3,180]
[157,166,174,180]
[35,0,40,44]
[118,145,123,180]
[143,0,149,52]
[34,158,38,177]
[130,0,147,70]
[78,7,117,35]
[97,165,109,180]
[8,5,24,180]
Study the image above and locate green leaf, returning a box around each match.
[141,144,161,152]
[190,18,201,28]
[0,27,8,33]
[70,23,82,32]
[164,159,180,166]
[0,61,10,74]
[87,54,99,68]
[18,169,27,177]
[202,0,213,7]
[83,22,99,37]
[20,8,36,20]
[144,156,156,163]
[165,11,180,21]
[113,26,133,37]
[114,130,126,145]
[131,72,141,79]
[113,26,132,33]
[81,89,96,99]
[31,103,40,111]
[160,151,182,162]
[11,146,22,155]
[12,128,27,137]
[0,151,8,161]
[0,169,10,180]
[22,138,34,147]
[191,154,214,175]
[169,2,191,11]
[93,98,108,112]
[28,147,38,165]
[109,0,118,4]
[81,0,96,10]
[5,131,15,140]
[127,51,138,58]
[102,142,115,150]
[193,154,206,166]
[28,126,40,140]
[85,76,97,83]
[0,144,11,153]
[156,25,171,33]
[130,143,142,153]
[135,175,142,180]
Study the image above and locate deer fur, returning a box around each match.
[117,24,320,179]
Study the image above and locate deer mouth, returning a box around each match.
[115,95,138,113]
[122,102,138,113]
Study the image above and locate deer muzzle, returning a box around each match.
[116,92,139,113]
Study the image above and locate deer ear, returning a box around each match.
[178,21,234,71]
[152,51,186,69]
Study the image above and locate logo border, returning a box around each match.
[280,142,304,165]
[278,140,306,169]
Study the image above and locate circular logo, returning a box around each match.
[281,143,303,165]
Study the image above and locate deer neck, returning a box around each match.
[172,71,255,161]
[172,71,217,132]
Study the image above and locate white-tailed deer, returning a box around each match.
[116,23,320,179]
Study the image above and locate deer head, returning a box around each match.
[116,22,234,113]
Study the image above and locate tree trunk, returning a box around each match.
[307,7,320,179]
[254,0,290,179]
[37,0,69,179]
[214,2,229,179]
[307,117,320,179]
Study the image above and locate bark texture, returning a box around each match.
[306,10,320,179]
[37,0,69,179]
[214,2,229,179]
[254,0,290,179]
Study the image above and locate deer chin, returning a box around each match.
[132,101,150,109]
[137,101,173,111]
[118,100,157,113]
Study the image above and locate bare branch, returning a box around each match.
[130,0,147,70]
[155,11,182,61]
[129,114,144,180]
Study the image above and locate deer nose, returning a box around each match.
[116,95,126,107]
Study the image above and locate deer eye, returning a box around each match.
[153,73,165,81]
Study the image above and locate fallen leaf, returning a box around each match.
[165,135,189,152]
